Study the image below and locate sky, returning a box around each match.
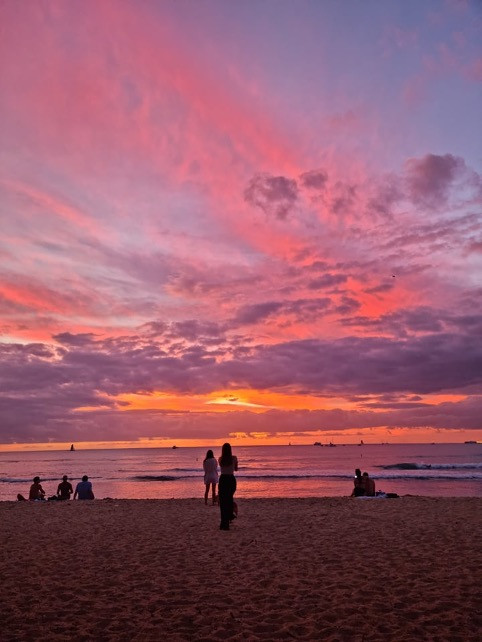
[1,0,481,449]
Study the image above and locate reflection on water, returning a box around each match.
[1,443,481,500]
[88,476,481,501]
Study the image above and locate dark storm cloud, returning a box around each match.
[467,239,482,254]
[448,314,482,333]
[366,176,402,218]
[139,321,169,337]
[218,332,482,395]
[244,173,299,220]
[308,273,348,290]
[384,213,480,253]
[299,169,328,191]
[304,260,330,272]
[136,319,230,348]
[331,182,357,216]
[284,298,332,318]
[404,153,465,208]
[364,282,395,295]
[168,320,227,341]
[333,296,361,315]
[233,301,284,325]
[341,306,447,336]
[53,332,99,346]
[232,298,333,326]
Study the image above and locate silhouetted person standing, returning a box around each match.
[218,443,238,530]
[203,449,219,505]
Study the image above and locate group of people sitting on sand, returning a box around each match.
[351,468,376,497]
[17,475,94,501]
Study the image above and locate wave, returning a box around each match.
[378,462,482,471]
[133,475,179,481]
[0,477,62,484]
[130,472,482,482]
[0,476,102,484]
[132,473,335,481]
[371,469,482,481]
[245,471,482,481]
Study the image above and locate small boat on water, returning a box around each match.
[70,444,75,451]
[172,445,178,449]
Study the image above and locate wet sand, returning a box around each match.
[1,497,480,641]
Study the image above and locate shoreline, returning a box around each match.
[2,479,481,502]
[2,488,482,503]
[2,497,481,641]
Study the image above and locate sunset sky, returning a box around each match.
[1,0,481,449]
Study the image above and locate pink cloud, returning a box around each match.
[1,1,480,445]
[0,178,103,237]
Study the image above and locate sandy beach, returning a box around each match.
[1,497,480,641]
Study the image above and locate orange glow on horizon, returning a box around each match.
[0,428,480,452]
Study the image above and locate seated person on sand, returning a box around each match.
[363,472,375,496]
[18,476,46,501]
[351,469,365,496]
[57,475,73,500]
[74,475,95,500]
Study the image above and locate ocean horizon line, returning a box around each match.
[1,440,481,454]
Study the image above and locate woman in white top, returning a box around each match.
[203,450,219,505]
[218,442,238,530]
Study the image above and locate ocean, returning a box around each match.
[0,443,481,501]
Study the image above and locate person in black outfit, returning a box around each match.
[218,443,238,531]
[351,468,365,496]
[57,475,73,500]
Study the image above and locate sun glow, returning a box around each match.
[112,388,360,413]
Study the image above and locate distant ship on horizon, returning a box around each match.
[70,444,75,451]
